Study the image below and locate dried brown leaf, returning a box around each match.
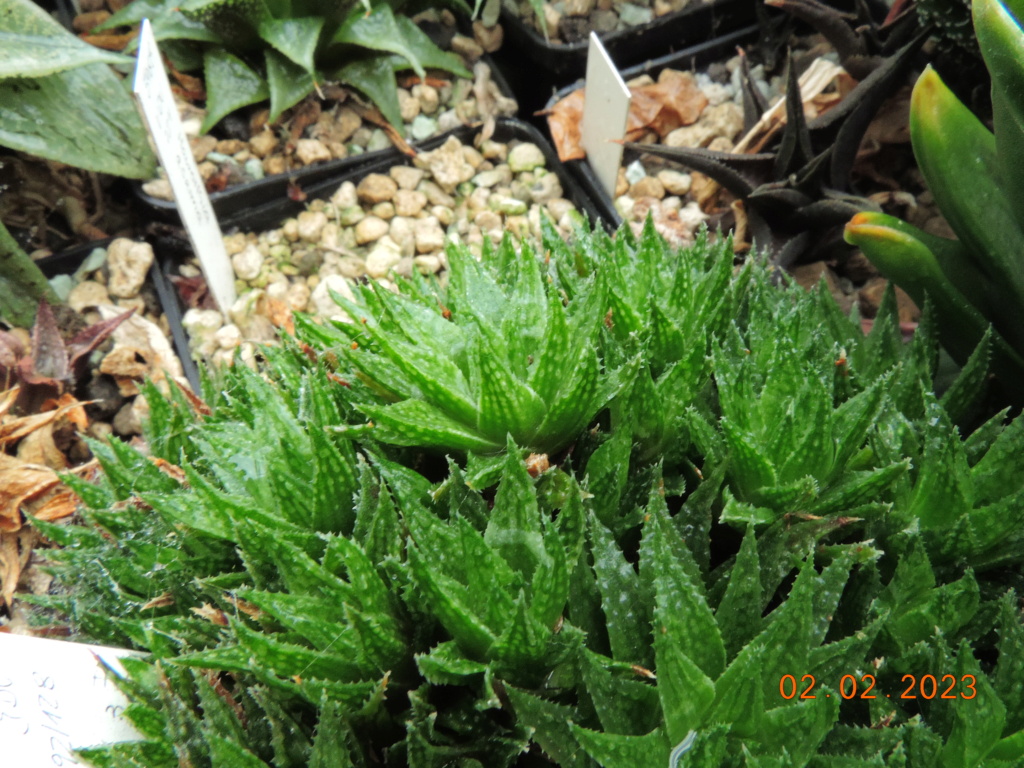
[16,423,68,471]
[545,89,586,162]
[141,592,176,610]
[149,457,187,484]
[41,392,89,431]
[0,531,23,607]
[0,398,89,447]
[31,490,79,523]
[351,103,417,157]
[172,378,211,416]
[0,461,62,532]
[192,603,229,626]
[170,274,215,310]
[627,70,708,140]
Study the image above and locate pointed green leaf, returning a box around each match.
[329,54,403,135]
[200,49,270,133]
[715,526,763,658]
[506,686,590,768]
[0,63,156,178]
[589,515,651,666]
[332,5,428,75]
[571,725,671,768]
[580,648,661,736]
[358,399,502,452]
[265,50,315,122]
[258,16,323,72]
[941,641,1006,768]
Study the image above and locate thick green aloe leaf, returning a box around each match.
[200,49,270,133]
[975,0,1024,234]
[265,49,315,121]
[329,55,402,130]
[95,0,174,29]
[844,212,1024,385]
[331,4,468,79]
[941,641,1007,768]
[150,10,223,44]
[0,219,59,327]
[391,15,471,77]
[0,63,155,177]
[0,33,132,77]
[910,66,1024,329]
[258,16,324,72]
[179,0,267,48]
[571,726,671,768]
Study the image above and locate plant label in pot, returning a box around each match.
[133,19,236,313]
[580,32,631,198]
[0,633,143,765]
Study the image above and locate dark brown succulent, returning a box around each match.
[624,25,929,266]
[0,301,134,415]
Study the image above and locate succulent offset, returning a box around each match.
[300,231,635,455]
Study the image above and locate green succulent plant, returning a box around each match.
[23,221,1024,767]
[844,0,1024,402]
[0,0,156,177]
[95,0,471,131]
[299,233,637,456]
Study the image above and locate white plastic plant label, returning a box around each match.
[132,18,236,313]
[0,633,144,766]
[580,32,631,198]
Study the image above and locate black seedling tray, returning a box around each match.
[497,0,756,84]
[544,23,760,226]
[37,241,201,391]
[134,50,517,225]
[160,116,608,354]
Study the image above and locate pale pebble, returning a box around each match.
[357,173,398,204]
[508,142,546,173]
[215,324,242,350]
[657,169,692,196]
[394,189,428,217]
[355,216,390,245]
[331,180,359,208]
[107,239,154,298]
[67,280,110,313]
[297,210,328,242]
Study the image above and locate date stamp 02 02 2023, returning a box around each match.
[780,673,979,701]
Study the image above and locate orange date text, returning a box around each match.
[779,674,977,700]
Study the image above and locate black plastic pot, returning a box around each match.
[493,0,756,94]
[38,241,201,391]
[544,23,760,226]
[159,116,607,356]
[134,53,517,225]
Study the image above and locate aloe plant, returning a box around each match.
[95,0,470,131]
[24,221,1024,767]
[844,0,1024,401]
[0,0,156,177]
[299,234,637,456]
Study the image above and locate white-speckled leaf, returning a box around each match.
[0,34,132,78]
[0,63,155,178]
